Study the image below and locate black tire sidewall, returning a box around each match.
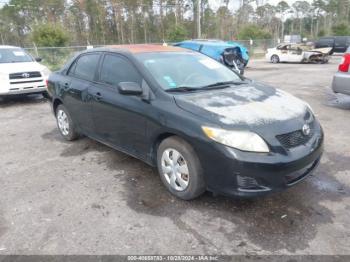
[271,55,279,63]
[157,136,205,200]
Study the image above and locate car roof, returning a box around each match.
[103,44,189,54]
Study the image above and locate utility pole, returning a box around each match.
[197,0,201,38]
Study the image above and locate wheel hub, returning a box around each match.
[161,148,189,191]
[57,110,69,136]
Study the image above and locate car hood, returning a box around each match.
[174,83,309,129]
[0,62,47,74]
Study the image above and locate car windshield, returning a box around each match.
[135,52,242,90]
[0,48,34,63]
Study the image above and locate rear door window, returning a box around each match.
[335,37,347,46]
[71,53,100,81]
[99,54,141,86]
[318,38,334,47]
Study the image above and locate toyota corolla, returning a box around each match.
[47,44,324,200]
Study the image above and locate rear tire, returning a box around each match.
[55,104,79,141]
[271,55,280,63]
[157,136,206,200]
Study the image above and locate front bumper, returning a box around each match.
[0,78,47,96]
[0,87,47,96]
[332,72,350,95]
[194,127,324,198]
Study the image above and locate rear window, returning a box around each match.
[335,37,347,46]
[317,38,334,46]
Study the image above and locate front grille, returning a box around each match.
[9,71,42,79]
[10,79,43,85]
[237,175,269,192]
[276,121,315,149]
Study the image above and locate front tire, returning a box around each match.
[55,104,79,141]
[157,136,206,200]
[271,55,280,63]
[42,91,51,100]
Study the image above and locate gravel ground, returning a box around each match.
[0,56,350,255]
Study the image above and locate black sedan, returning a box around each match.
[47,44,324,200]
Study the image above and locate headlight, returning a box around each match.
[202,126,269,153]
[42,67,51,78]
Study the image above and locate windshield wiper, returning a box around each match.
[200,81,248,89]
[165,86,199,92]
[165,81,249,93]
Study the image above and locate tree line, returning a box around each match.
[0,0,349,47]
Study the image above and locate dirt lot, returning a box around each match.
[0,57,350,255]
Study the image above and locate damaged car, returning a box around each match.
[174,39,249,74]
[266,43,331,64]
[48,44,324,200]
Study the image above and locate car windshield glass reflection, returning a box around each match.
[136,52,242,91]
[0,49,34,63]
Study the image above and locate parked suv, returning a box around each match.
[315,36,350,54]
[0,45,51,97]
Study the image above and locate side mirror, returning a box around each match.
[35,57,42,62]
[118,82,143,95]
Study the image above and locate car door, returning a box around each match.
[334,37,347,53]
[287,46,304,62]
[63,53,101,135]
[89,53,149,158]
[278,45,289,62]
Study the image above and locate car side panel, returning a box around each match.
[60,77,95,134]
[89,83,149,159]
[334,37,349,53]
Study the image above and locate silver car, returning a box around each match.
[332,47,350,95]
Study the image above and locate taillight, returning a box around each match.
[339,54,350,72]
[45,79,49,87]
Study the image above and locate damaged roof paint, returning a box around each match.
[175,84,308,126]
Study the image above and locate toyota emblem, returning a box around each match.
[22,72,30,78]
[302,124,311,136]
